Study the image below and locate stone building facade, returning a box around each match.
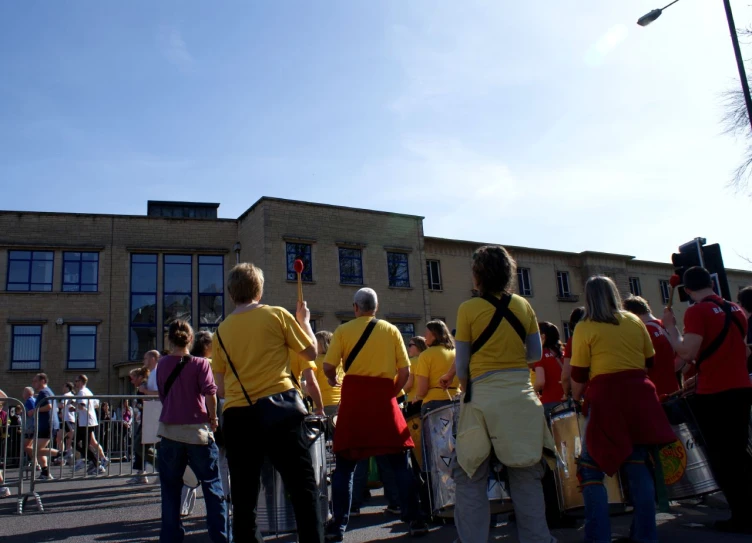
[1,197,750,396]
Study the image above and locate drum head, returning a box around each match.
[183,466,199,488]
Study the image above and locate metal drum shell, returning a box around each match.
[421,402,513,519]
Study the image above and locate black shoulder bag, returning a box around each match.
[344,318,380,372]
[464,294,527,403]
[695,298,745,370]
[162,355,191,398]
[216,330,309,431]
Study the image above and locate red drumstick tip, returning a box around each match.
[669,274,681,288]
[293,259,305,274]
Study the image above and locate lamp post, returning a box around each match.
[637,0,752,133]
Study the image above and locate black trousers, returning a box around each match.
[223,406,323,543]
[690,388,752,523]
[75,426,98,466]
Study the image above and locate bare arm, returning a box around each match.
[414,376,429,401]
[215,373,225,399]
[572,381,587,402]
[404,372,415,394]
[534,367,545,394]
[302,368,325,416]
[439,360,457,390]
[205,394,218,432]
[561,358,572,397]
[394,367,409,397]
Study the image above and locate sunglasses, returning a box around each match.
[408,343,416,348]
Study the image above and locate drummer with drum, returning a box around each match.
[663,266,752,535]
[533,322,566,418]
[412,320,459,416]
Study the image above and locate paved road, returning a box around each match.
[1,468,750,542]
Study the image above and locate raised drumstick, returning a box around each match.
[294,259,305,303]
[667,274,681,310]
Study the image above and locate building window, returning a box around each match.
[199,255,224,331]
[629,277,642,297]
[393,322,416,344]
[338,248,363,285]
[659,280,671,305]
[130,254,158,360]
[387,252,410,288]
[7,251,53,292]
[310,320,317,333]
[164,255,192,345]
[562,322,572,341]
[11,325,42,370]
[68,325,97,369]
[556,271,571,298]
[426,260,442,291]
[286,243,313,282]
[62,252,99,292]
[517,268,533,297]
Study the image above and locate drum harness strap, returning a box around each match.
[163,355,192,398]
[695,297,745,371]
[344,318,380,373]
[465,294,526,403]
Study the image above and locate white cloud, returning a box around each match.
[157,26,193,72]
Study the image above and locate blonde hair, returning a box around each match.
[584,276,623,325]
[315,331,333,355]
[227,263,264,304]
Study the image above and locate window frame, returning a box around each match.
[286,243,313,282]
[387,252,410,288]
[198,255,225,332]
[67,325,97,370]
[562,322,572,341]
[11,324,42,370]
[392,322,416,344]
[163,254,193,345]
[629,276,642,297]
[556,271,571,298]
[517,267,533,297]
[338,247,364,285]
[659,279,671,305]
[6,250,54,292]
[129,253,158,361]
[426,259,442,291]
[62,251,99,292]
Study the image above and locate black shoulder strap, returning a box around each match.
[344,319,379,373]
[163,355,191,398]
[471,294,526,354]
[696,299,745,366]
[216,330,254,407]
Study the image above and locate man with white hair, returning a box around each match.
[323,288,427,541]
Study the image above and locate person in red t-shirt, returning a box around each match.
[623,296,680,398]
[534,322,565,417]
[663,266,752,535]
[560,307,585,398]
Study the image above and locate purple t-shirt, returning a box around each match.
[157,355,217,425]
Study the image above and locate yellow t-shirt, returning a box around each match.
[570,311,655,378]
[325,316,410,378]
[455,294,539,379]
[315,354,344,407]
[414,345,459,403]
[212,305,313,410]
[289,348,317,383]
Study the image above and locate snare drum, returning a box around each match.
[421,402,513,518]
[659,396,719,500]
[548,405,624,513]
[406,413,423,471]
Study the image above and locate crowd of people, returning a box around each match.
[1,245,751,543]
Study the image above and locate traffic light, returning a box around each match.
[671,238,731,302]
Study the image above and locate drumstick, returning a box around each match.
[667,274,681,310]
[293,259,305,303]
[445,389,454,402]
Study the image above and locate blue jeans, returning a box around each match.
[351,456,401,509]
[579,446,657,543]
[158,437,228,543]
[329,452,421,537]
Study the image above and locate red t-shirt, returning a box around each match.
[563,337,573,359]
[534,348,565,404]
[643,319,680,397]
[683,295,751,395]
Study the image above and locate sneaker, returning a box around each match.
[38,473,55,481]
[101,457,110,469]
[324,522,344,542]
[127,474,151,485]
[385,505,401,515]
[74,459,87,472]
[87,465,106,476]
[409,520,429,536]
[0,487,10,498]
[349,506,361,517]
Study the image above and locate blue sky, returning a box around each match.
[2,1,752,270]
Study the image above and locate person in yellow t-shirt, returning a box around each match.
[413,321,459,416]
[211,262,322,541]
[404,336,427,398]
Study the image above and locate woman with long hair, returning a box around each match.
[571,276,674,543]
[560,307,585,398]
[413,321,459,416]
[533,322,565,417]
[404,336,428,397]
[157,320,227,543]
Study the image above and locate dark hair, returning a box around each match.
[64,382,74,393]
[78,375,89,385]
[35,372,48,384]
[737,286,752,312]
[623,296,651,316]
[168,320,193,348]
[568,307,585,333]
[190,330,213,357]
[472,245,516,296]
[408,336,428,353]
[683,267,712,292]
[426,320,455,350]
[539,322,563,355]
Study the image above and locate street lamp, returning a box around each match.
[637,0,752,133]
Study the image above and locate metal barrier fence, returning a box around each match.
[0,397,28,514]
[17,394,163,514]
